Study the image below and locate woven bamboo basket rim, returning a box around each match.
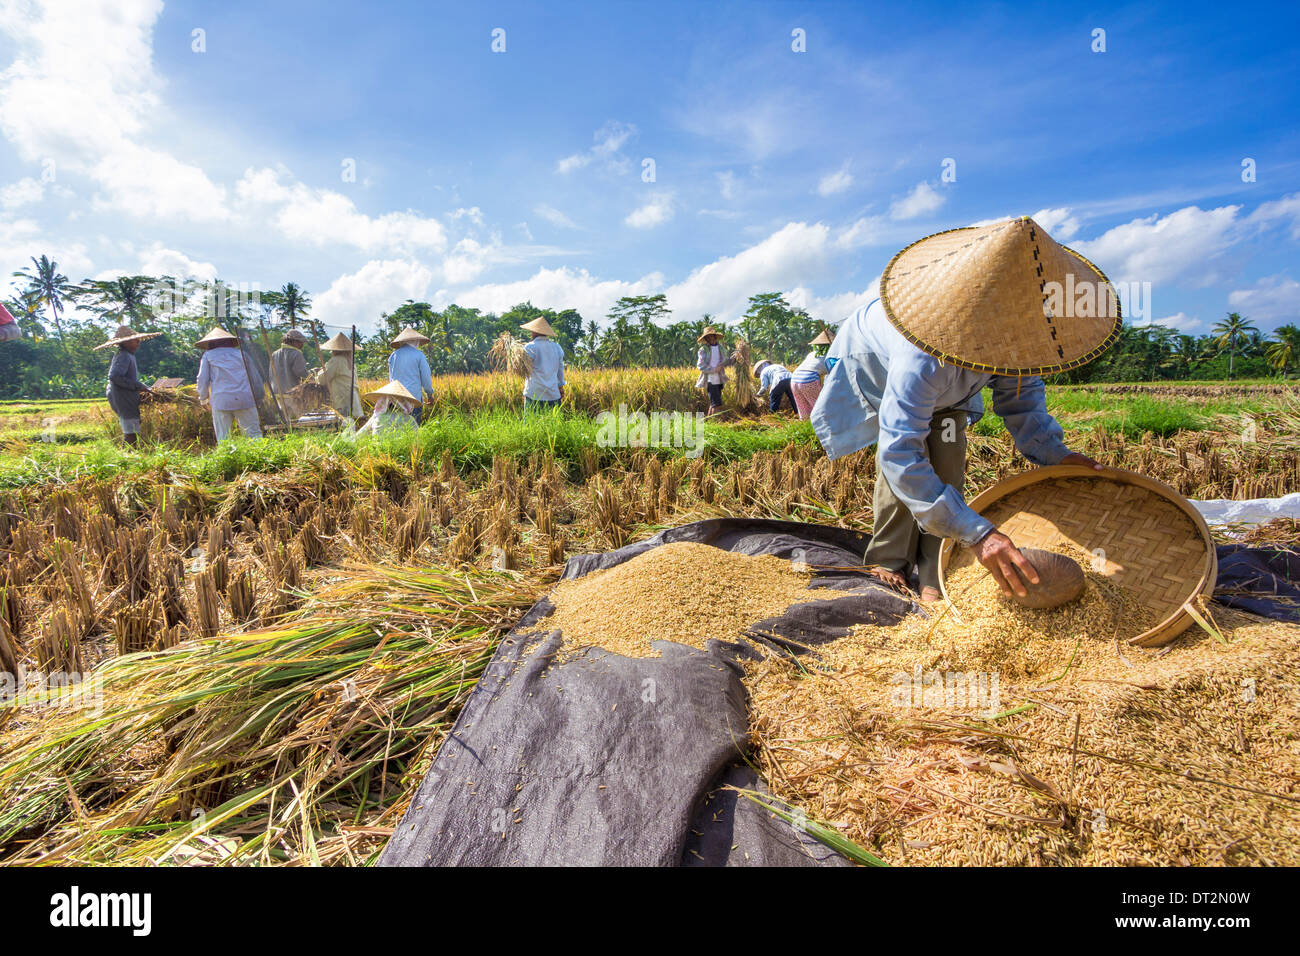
[939,465,1217,647]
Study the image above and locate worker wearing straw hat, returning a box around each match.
[520,316,565,412]
[695,326,732,416]
[790,330,833,420]
[387,326,434,425]
[357,380,420,436]
[752,358,795,413]
[317,331,363,420]
[95,324,162,446]
[812,217,1117,602]
[196,327,264,440]
[271,328,309,418]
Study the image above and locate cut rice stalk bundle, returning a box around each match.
[488,331,533,378]
[0,564,537,866]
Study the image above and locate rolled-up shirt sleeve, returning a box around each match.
[989,375,1071,466]
[876,360,995,546]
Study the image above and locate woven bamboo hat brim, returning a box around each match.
[938,466,1216,647]
[92,324,163,351]
[391,327,430,347]
[809,330,833,346]
[697,326,722,344]
[282,329,308,345]
[520,317,556,337]
[196,327,238,348]
[322,332,355,352]
[879,217,1121,376]
[751,359,771,377]
[364,380,418,403]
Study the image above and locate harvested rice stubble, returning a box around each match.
[544,541,813,659]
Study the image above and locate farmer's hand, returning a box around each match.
[971,530,1038,598]
[1060,451,1103,470]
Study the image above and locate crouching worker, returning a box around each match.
[752,359,795,413]
[811,217,1118,602]
[196,327,263,441]
[358,381,420,436]
[96,324,161,447]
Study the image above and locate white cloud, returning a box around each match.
[136,245,218,282]
[834,215,889,250]
[625,193,675,229]
[1228,275,1300,326]
[0,177,44,209]
[235,167,447,254]
[441,238,493,285]
[445,266,663,321]
[556,121,636,175]
[1071,204,1241,286]
[817,165,854,197]
[1134,312,1207,334]
[1030,206,1080,240]
[665,222,837,320]
[1246,192,1300,241]
[534,203,579,229]
[889,181,946,220]
[0,214,93,297]
[0,0,229,221]
[717,170,738,200]
[786,278,881,324]
[314,259,434,329]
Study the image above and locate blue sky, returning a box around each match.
[1,0,1298,334]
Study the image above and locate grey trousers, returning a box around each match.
[864,409,967,591]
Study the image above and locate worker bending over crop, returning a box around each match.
[752,359,796,413]
[812,217,1118,603]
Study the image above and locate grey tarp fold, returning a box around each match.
[380,519,1299,867]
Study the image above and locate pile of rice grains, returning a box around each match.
[544,540,1300,866]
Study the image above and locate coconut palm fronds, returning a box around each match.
[0,564,537,866]
[488,332,533,378]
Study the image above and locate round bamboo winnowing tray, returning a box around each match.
[939,466,1216,647]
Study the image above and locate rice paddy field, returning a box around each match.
[0,368,1297,866]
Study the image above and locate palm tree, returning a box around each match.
[276,282,311,329]
[77,275,154,324]
[1266,324,1300,377]
[1211,312,1258,379]
[13,255,73,349]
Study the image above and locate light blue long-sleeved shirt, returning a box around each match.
[810,297,1071,545]
[523,337,566,401]
[388,345,434,403]
[756,363,791,397]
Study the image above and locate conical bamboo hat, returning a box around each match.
[520,317,556,337]
[697,326,722,344]
[93,324,163,350]
[364,380,417,402]
[391,326,429,347]
[809,330,833,346]
[196,327,238,347]
[322,332,354,352]
[879,217,1121,375]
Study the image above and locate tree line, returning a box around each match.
[3,253,1296,400]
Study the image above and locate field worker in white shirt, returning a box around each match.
[521,316,566,412]
[694,326,732,417]
[752,359,795,413]
[195,327,264,441]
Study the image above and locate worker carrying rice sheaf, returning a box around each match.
[270,327,309,417]
[695,326,733,417]
[196,327,264,441]
[95,324,162,447]
[387,326,434,425]
[790,330,833,420]
[357,380,420,436]
[521,316,566,412]
[811,217,1118,603]
[317,331,364,421]
[752,359,796,413]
